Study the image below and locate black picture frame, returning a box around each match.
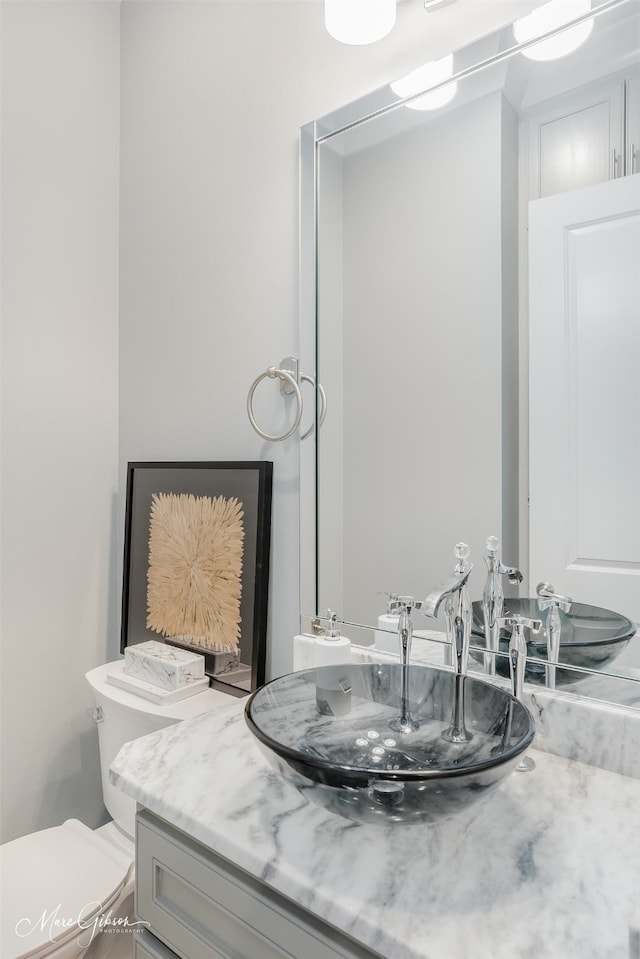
[121,461,272,695]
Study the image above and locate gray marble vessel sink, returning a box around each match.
[245,663,535,825]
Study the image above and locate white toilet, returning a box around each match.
[0,660,234,959]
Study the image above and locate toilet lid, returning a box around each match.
[0,819,133,959]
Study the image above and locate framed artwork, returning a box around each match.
[121,461,273,695]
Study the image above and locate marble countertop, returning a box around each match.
[111,698,640,959]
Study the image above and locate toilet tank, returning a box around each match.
[86,661,234,829]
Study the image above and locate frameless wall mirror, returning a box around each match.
[300,0,640,709]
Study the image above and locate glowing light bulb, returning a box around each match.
[513,0,594,61]
[390,54,457,111]
[325,0,396,45]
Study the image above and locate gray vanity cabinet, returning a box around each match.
[134,930,177,959]
[522,66,640,199]
[134,809,382,959]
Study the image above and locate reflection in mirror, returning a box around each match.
[301,0,640,709]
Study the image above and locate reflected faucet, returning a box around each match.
[536,582,573,689]
[482,536,523,676]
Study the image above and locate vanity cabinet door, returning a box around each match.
[134,930,180,959]
[136,810,382,959]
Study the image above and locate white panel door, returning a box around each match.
[529,174,640,622]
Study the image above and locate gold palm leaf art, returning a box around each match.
[146,492,245,653]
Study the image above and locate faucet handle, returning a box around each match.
[454,542,472,570]
[378,591,400,613]
[536,581,555,597]
[502,566,523,585]
[486,535,500,553]
[498,613,542,634]
[483,535,522,583]
[537,596,572,613]
[388,595,417,614]
[325,609,341,637]
[536,582,572,612]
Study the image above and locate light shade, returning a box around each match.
[513,0,594,61]
[390,54,457,111]
[325,0,396,45]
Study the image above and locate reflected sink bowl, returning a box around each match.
[245,664,534,825]
[471,599,636,685]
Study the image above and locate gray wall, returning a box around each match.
[1,1,120,841]
[1,0,532,841]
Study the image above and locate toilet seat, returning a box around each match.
[0,819,133,959]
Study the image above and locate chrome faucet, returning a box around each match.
[482,536,523,677]
[418,543,473,677]
[387,546,474,742]
[418,544,474,744]
[388,596,421,735]
[498,613,541,772]
[536,582,572,689]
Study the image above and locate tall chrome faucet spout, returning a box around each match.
[422,568,472,619]
[418,543,473,676]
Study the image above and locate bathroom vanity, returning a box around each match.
[111,697,640,959]
[133,808,377,959]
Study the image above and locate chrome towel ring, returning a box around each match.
[247,366,302,442]
[247,357,327,442]
[299,373,327,441]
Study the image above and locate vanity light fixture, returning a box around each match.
[390,53,457,111]
[513,0,594,61]
[324,0,396,45]
[324,0,459,46]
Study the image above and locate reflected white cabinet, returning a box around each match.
[134,809,382,959]
[523,66,639,199]
[627,73,640,175]
[528,174,640,622]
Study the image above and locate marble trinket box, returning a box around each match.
[124,640,205,690]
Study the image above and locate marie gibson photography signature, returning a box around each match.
[15,903,150,948]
